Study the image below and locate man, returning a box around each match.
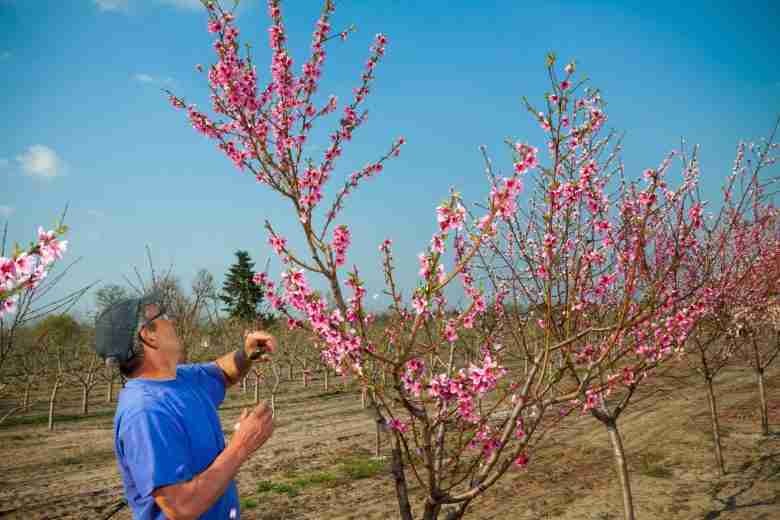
[95,291,275,519]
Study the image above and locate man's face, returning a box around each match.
[142,303,187,364]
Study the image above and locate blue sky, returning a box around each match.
[2,0,778,319]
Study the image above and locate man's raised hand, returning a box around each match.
[231,402,274,460]
[243,330,276,362]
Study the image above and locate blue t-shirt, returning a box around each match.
[114,363,240,520]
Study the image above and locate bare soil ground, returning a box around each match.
[0,365,778,519]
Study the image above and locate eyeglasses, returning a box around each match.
[136,306,173,349]
[143,307,171,327]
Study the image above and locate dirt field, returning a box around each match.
[1,365,778,519]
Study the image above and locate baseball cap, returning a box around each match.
[94,291,166,366]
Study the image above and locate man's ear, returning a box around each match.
[139,326,158,349]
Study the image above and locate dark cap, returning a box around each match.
[94,292,164,365]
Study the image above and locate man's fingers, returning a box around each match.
[246,331,276,354]
[254,402,271,416]
[253,402,272,419]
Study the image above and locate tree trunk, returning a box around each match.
[288,363,294,381]
[22,381,31,410]
[444,501,471,520]
[81,385,89,416]
[106,377,114,403]
[757,368,769,436]
[0,406,22,426]
[604,418,635,520]
[241,375,247,394]
[254,374,261,405]
[705,378,726,475]
[390,438,413,520]
[270,393,276,417]
[48,379,61,432]
[324,368,330,392]
[422,500,441,520]
[375,421,382,458]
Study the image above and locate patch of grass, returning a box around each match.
[255,470,340,499]
[339,456,386,480]
[292,471,338,488]
[60,455,83,465]
[256,479,299,497]
[256,480,275,493]
[241,497,258,509]
[635,452,673,479]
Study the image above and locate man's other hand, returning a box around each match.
[231,402,274,460]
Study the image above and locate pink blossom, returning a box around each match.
[269,235,287,255]
[514,452,529,468]
[436,202,466,233]
[387,418,409,433]
[0,258,16,282]
[412,293,428,315]
[444,319,458,343]
[252,272,268,286]
[1,295,17,315]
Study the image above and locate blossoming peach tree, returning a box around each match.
[678,138,779,474]
[172,2,708,518]
[0,225,68,318]
[470,61,718,520]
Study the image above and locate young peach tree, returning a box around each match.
[172,2,708,518]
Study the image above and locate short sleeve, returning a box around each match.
[195,362,227,408]
[118,411,194,497]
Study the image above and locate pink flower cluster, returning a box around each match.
[428,353,507,423]
[490,175,525,222]
[271,268,365,372]
[436,201,466,233]
[332,224,351,267]
[0,227,68,316]
[513,142,539,174]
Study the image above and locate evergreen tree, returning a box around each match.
[220,250,269,323]
[94,284,129,315]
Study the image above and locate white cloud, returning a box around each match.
[158,0,204,10]
[16,145,64,179]
[94,0,210,13]
[93,0,129,11]
[87,209,106,218]
[133,73,174,86]
[0,206,14,217]
[134,73,154,83]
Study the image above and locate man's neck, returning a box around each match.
[131,360,177,380]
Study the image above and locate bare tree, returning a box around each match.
[63,330,102,416]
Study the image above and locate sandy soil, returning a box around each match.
[0,365,778,519]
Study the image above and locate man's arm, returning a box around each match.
[214,331,276,388]
[152,403,273,520]
[152,441,243,520]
